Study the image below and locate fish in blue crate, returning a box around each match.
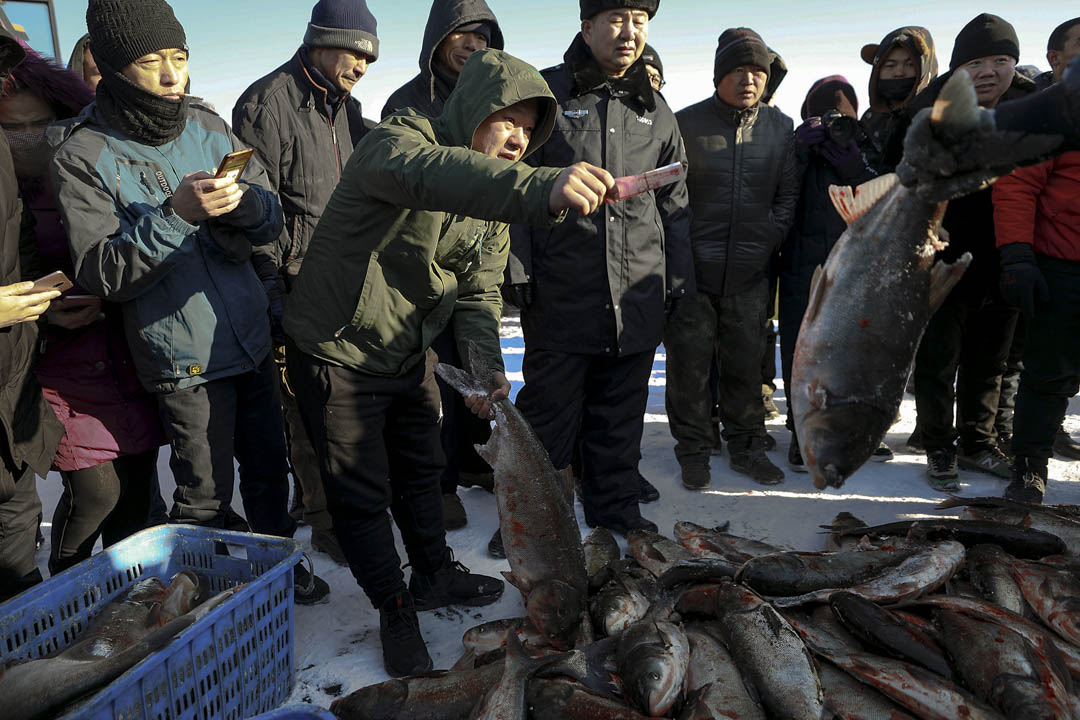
[1,570,239,720]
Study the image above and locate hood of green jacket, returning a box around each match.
[436,48,556,161]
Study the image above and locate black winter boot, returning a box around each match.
[1005,456,1048,505]
[410,548,504,610]
[379,591,432,677]
[729,436,784,485]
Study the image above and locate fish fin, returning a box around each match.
[450,648,477,671]
[828,174,898,225]
[928,252,972,315]
[502,570,527,593]
[930,71,980,130]
[804,265,827,323]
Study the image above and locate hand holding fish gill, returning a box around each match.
[463,370,510,420]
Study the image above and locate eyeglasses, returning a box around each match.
[648,72,665,90]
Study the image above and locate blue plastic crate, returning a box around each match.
[250,706,334,720]
[0,525,301,720]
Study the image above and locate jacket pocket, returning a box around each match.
[350,252,385,332]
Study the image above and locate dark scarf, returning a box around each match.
[431,60,458,106]
[564,33,656,113]
[299,47,345,117]
[95,57,188,146]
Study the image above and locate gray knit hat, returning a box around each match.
[304,0,379,61]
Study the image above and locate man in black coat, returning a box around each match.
[381,0,505,531]
[0,25,63,601]
[908,14,1034,491]
[505,0,692,539]
[665,28,797,490]
[232,0,377,563]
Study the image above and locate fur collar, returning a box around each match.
[564,33,656,113]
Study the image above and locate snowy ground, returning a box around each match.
[32,313,1080,709]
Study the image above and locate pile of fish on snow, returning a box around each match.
[332,497,1080,720]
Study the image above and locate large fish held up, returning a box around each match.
[792,71,1061,489]
[436,342,589,649]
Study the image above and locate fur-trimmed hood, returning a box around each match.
[6,45,93,118]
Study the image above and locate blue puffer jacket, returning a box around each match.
[49,102,283,393]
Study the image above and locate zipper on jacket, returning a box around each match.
[329,119,342,181]
[138,172,157,197]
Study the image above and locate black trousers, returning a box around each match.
[0,461,42,602]
[762,269,779,391]
[993,315,1026,439]
[286,342,446,607]
[157,354,295,538]
[665,281,769,460]
[779,264,816,435]
[50,449,158,574]
[431,327,492,494]
[516,347,653,528]
[913,289,1019,453]
[1013,256,1080,460]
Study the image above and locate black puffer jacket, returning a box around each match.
[508,35,693,357]
[676,95,798,297]
[232,49,368,290]
[381,0,504,119]
[0,114,63,497]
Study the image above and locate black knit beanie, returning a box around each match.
[950,13,1018,69]
[580,0,659,21]
[713,28,771,86]
[641,43,662,78]
[801,75,858,119]
[86,0,187,71]
[305,0,379,61]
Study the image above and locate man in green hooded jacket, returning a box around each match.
[284,48,612,677]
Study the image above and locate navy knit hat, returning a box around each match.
[86,0,187,71]
[580,0,659,21]
[950,13,1018,70]
[713,28,771,86]
[305,0,379,61]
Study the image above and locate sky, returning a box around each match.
[18,1,1074,123]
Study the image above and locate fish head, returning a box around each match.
[527,579,585,649]
[330,678,409,718]
[799,401,890,489]
[621,644,684,716]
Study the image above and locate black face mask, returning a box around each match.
[95,57,189,146]
[878,76,917,102]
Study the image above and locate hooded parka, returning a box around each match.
[381,0,504,120]
[0,29,62,497]
[285,49,562,376]
[507,34,693,357]
[233,49,369,289]
[859,26,938,174]
[675,95,798,298]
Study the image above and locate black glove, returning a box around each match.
[503,282,533,309]
[999,242,1049,319]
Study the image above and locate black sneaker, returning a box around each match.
[762,433,777,452]
[788,437,808,473]
[637,474,660,503]
[488,529,505,559]
[442,493,468,531]
[730,438,784,485]
[410,548,504,611]
[680,459,710,490]
[379,591,432,677]
[957,443,1012,479]
[1005,457,1048,505]
[906,427,924,453]
[602,514,659,536]
[870,442,894,462]
[224,507,251,533]
[1054,427,1080,461]
[294,558,331,605]
[459,471,495,493]
[926,449,959,492]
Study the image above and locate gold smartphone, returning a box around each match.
[215,148,254,182]
[29,270,74,294]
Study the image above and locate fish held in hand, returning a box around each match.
[792,71,1061,490]
[436,342,588,648]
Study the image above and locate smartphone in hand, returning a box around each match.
[215,148,254,182]
[29,270,74,295]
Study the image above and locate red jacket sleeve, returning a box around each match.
[993,159,1054,248]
